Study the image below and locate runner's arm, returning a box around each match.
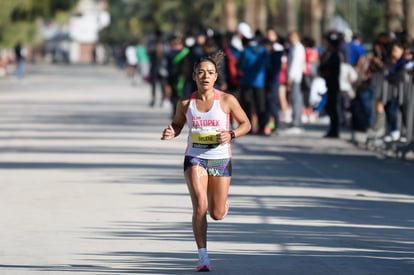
[161,99,187,140]
[227,94,251,139]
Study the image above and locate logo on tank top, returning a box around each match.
[192,116,220,128]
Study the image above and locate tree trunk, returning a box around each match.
[244,0,255,29]
[404,0,414,43]
[242,0,267,33]
[386,0,403,32]
[256,0,267,33]
[222,0,237,32]
[322,0,335,33]
[277,0,297,36]
[302,0,323,45]
[266,0,278,29]
[286,0,297,33]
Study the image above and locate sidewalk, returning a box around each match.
[0,64,413,275]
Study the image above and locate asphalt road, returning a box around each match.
[1,64,413,275]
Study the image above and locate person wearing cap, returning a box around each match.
[237,26,269,135]
[319,31,342,138]
[231,22,252,55]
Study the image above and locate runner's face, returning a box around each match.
[194,61,217,90]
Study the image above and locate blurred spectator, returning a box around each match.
[14,42,25,79]
[222,31,241,95]
[125,42,139,85]
[347,32,367,74]
[302,36,319,123]
[278,46,291,123]
[237,23,269,135]
[113,44,126,69]
[285,31,306,134]
[319,31,341,138]
[365,32,392,135]
[0,49,12,78]
[231,22,250,55]
[383,41,409,142]
[148,29,168,107]
[165,34,188,117]
[180,30,205,99]
[264,28,284,133]
[350,73,375,133]
[339,54,358,126]
[136,38,151,83]
[309,76,328,118]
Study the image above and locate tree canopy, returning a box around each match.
[0,0,75,47]
[100,0,226,44]
[0,0,409,49]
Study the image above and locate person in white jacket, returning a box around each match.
[286,31,306,133]
[339,58,358,125]
[125,44,138,85]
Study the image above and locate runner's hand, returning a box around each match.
[216,129,231,144]
[161,125,175,140]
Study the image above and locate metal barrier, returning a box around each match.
[354,69,414,159]
[395,73,414,158]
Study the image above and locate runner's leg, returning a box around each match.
[208,176,231,220]
[185,165,209,249]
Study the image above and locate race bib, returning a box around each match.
[191,132,218,144]
[191,128,219,148]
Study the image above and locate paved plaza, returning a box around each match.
[0,64,413,274]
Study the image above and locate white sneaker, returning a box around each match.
[284,127,303,135]
[301,114,309,123]
[391,130,400,141]
[308,113,318,123]
[282,110,292,123]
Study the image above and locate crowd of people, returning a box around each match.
[4,21,411,145]
[123,23,413,144]
[132,24,309,135]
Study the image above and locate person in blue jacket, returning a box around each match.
[237,30,269,135]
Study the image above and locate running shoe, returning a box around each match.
[267,121,276,131]
[196,254,211,272]
[250,126,259,135]
[263,126,272,136]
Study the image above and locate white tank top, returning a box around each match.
[185,90,231,159]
